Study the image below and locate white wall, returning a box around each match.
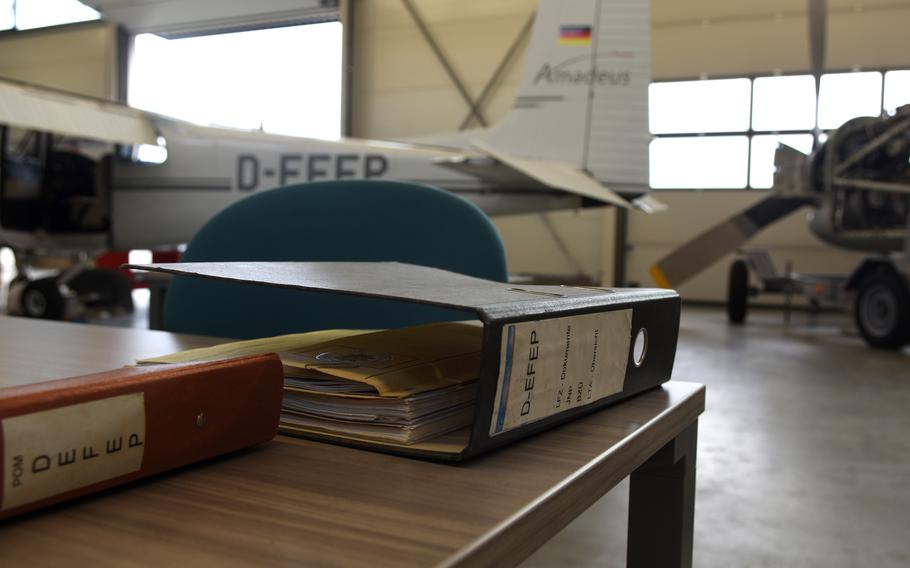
[352,0,537,138]
[494,208,616,285]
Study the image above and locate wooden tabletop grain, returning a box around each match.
[0,316,705,567]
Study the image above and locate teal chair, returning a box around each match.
[163,180,508,338]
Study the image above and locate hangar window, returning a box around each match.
[649,136,749,189]
[0,2,11,30]
[128,22,343,140]
[817,72,883,130]
[649,69,910,190]
[748,134,814,189]
[884,70,910,115]
[649,79,751,134]
[751,75,817,132]
[0,0,99,31]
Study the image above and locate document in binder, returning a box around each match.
[143,323,483,446]
[128,261,680,460]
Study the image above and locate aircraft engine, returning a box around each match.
[808,108,910,252]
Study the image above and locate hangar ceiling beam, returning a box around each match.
[458,12,534,131]
[400,0,488,128]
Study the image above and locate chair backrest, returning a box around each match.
[163,180,508,338]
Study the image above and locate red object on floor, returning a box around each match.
[95,250,181,288]
[152,250,181,264]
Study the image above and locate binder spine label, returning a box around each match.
[489,310,632,436]
[2,393,146,511]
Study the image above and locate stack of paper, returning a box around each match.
[140,323,482,446]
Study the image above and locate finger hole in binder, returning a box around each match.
[633,328,648,367]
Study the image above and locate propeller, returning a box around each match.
[649,195,812,288]
[808,0,826,147]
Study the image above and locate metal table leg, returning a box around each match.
[148,282,168,330]
[627,420,698,568]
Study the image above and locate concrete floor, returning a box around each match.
[523,307,910,567]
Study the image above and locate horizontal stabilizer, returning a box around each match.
[650,195,811,289]
[0,77,158,146]
[468,141,631,209]
[433,154,549,190]
[631,194,668,214]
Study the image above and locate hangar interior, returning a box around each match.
[0,1,907,566]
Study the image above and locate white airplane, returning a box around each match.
[0,0,655,318]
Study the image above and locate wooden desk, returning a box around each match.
[0,316,705,567]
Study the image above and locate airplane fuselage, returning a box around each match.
[110,118,582,249]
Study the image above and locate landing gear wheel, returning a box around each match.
[21,277,66,320]
[854,272,910,350]
[68,268,134,311]
[727,259,749,324]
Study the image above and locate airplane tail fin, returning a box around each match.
[476,0,651,193]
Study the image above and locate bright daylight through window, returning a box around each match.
[817,72,882,130]
[649,68,910,190]
[129,22,343,140]
[883,70,910,115]
[751,75,817,131]
[649,78,752,134]
[0,0,99,30]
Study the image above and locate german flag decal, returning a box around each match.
[559,25,592,45]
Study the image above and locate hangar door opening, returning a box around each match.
[128,22,343,140]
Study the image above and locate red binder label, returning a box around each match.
[2,393,146,511]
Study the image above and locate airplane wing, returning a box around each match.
[0,77,158,146]
[435,140,639,209]
[630,194,669,214]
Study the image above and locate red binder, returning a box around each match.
[0,354,283,519]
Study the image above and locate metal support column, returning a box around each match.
[115,26,131,103]
[613,208,628,287]
[341,0,356,137]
